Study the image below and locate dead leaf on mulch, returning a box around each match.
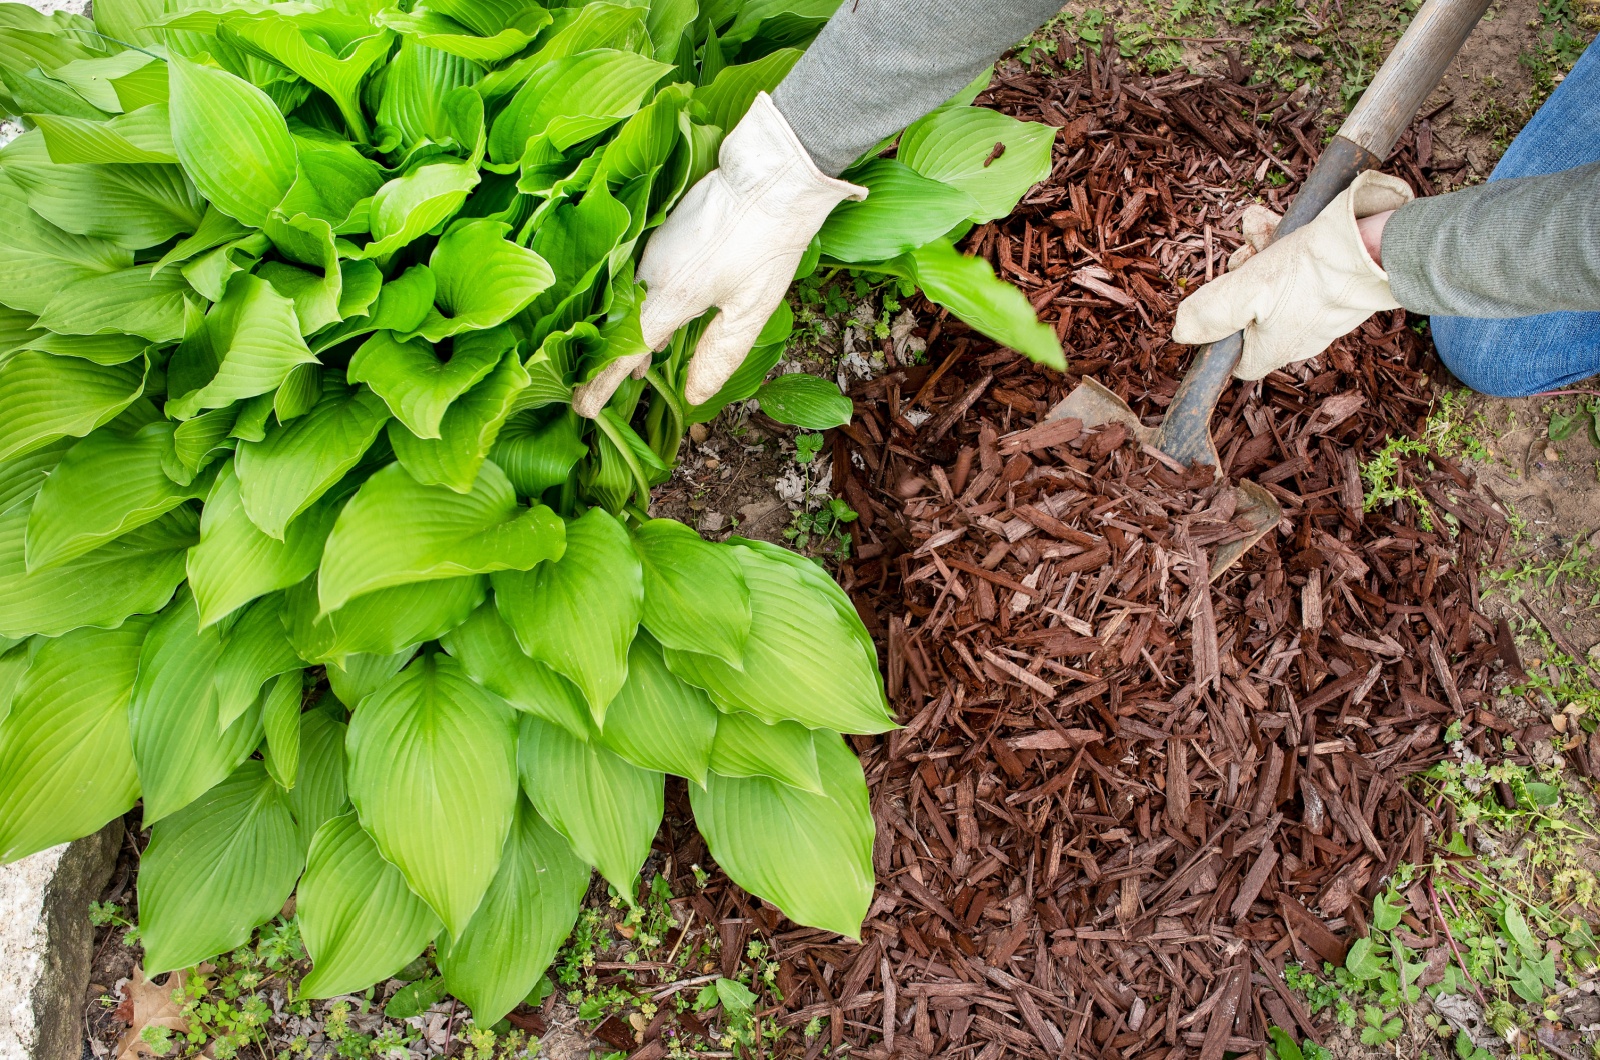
[113,965,207,1060]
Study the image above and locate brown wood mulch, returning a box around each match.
[610,39,1544,1060]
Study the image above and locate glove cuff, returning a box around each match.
[1315,170,1412,311]
[721,93,869,209]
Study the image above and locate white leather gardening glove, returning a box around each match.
[1172,170,1414,380]
[571,92,866,417]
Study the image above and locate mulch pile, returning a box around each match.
[614,36,1545,1060]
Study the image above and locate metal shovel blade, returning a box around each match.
[1045,378,1281,581]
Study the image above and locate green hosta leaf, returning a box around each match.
[50,51,156,111]
[664,542,893,734]
[234,384,390,540]
[488,49,671,165]
[517,713,661,902]
[374,38,480,154]
[222,14,391,143]
[692,49,800,130]
[491,410,588,498]
[0,441,70,517]
[17,333,149,365]
[494,506,641,724]
[632,518,749,665]
[0,503,194,640]
[167,54,297,228]
[378,7,541,63]
[897,106,1056,224]
[284,573,485,665]
[2,132,205,250]
[755,373,852,430]
[0,352,144,462]
[0,639,32,727]
[368,265,437,335]
[262,671,302,789]
[413,219,555,341]
[362,160,480,260]
[31,105,177,164]
[440,798,588,1026]
[35,266,192,343]
[0,619,150,862]
[167,273,320,420]
[820,159,976,263]
[298,812,442,999]
[319,461,563,613]
[138,760,304,974]
[0,179,131,315]
[287,705,350,849]
[887,240,1063,369]
[24,422,201,571]
[212,594,302,730]
[710,711,822,793]
[130,592,263,822]
[390,349,531,492]
[689,731,871,937]
[327,648,415,709]
[348,652,518,935]
[440,601,591,741]
[188,462,343,626]
[348,328,503,440]
[596,633,717,783]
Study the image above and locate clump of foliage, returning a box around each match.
[0,0,1063,1025]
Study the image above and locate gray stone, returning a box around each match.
[1,823,123,1060]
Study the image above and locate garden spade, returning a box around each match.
[1047,0,1494,580]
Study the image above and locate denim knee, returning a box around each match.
[1431,311,1600,397]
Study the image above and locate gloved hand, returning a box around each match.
[571,92,867,417]
[1171,170,1414,380]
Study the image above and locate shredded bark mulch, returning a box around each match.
[616,39,1530,1060]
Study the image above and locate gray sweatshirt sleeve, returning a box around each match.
[1382,162,1600,318]
[771,0,1065,176]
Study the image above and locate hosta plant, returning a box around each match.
[0,0,1058,1020]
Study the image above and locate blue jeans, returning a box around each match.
[1428,35,1600,396]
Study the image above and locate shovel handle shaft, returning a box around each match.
[1156,0,1493,467]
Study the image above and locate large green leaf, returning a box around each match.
[710,710,821,793]
[234,384,389,540]
[347,653,518,935]
[31,105,177,165]
[318,461,563,614]
[138,760,304,973]
[517,713,661,902]
[0,178,131,315]
[691,49,800,130]
[374,37,480,152]
[819,159,976,263]
[0,353,144,463]
[689,731,871,938]
[283,573,486,665]
[361,160,479,260]
[378,7,541,64]
[885,240,1063,369]
[754,373,852,430]
[212,594,302,730]
[413,219,555,341]
[0,620,149,862]
[389,348,531,493]
[0,503,193,640]
[347,328,503,440]
[24,422,200,571]
[494,506,640,725]
[167,273,319,420]
[129,592,263,822]
[440,600,591,741]
[2,132,204,250]
[596,633,717,783]
[287,705,351,849]
[632,519,750,666]
[188,462,344,627]
[663,542,893,734]
[490,410,588,498]
[898,106,1056,224]
[326,649,415,710]
[488,49,671,164]
[167,54,297,228]
[222,14,391,144]
[440,798,588,1025]
[261,671,302,789]
[298,812,443,998]
[35,266,192,343]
